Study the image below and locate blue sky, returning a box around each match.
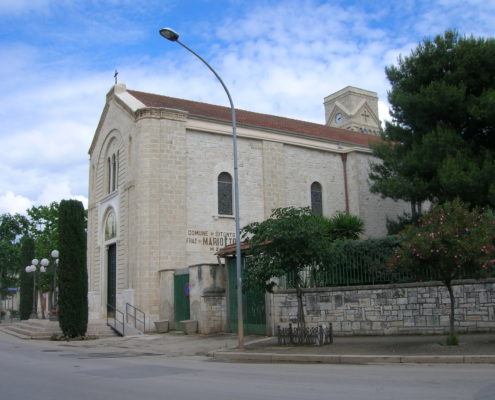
[1,0,494,214]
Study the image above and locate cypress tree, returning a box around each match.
[58,200,87,337]
[19,237,35,320]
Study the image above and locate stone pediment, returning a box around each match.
[355,102,380,128]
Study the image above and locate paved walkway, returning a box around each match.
[41,330,495,364]
[210,333,495,364]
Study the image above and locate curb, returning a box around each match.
[208,352,495,364]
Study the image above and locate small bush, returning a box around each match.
[446,333,459,346]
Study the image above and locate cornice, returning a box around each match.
[134,107,188,122]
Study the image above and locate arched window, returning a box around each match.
[106,151,119,194]
[218,172,233,215]
[104,210,117,241]
[311,182,323,216]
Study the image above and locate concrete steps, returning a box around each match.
[0,319,118,340]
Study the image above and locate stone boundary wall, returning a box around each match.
[189,263,226,334]
[272,279,495,336]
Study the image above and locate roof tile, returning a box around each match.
[128,89,379,147]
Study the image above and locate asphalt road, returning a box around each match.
[1,332,494,400]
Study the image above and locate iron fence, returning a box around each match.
[277,323,333,346]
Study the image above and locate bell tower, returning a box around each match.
[324,86,381,135]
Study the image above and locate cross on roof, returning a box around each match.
[361,110,371,122]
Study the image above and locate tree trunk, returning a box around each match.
[446,282,455,335]
[411,202,418,220]
[296,284,305,329]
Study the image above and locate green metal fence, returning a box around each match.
[288,253,415,288]
[283,237,495,289]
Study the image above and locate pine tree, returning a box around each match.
[370,30,495,210]
[58,200,87,337]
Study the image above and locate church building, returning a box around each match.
[87,83,405,332]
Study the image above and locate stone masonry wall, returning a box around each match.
[272,279,495,335]
[189,263,227,334]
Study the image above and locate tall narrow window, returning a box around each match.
[107,157,112,193]
[111,154,117,192]
[311,182,323,216]
[116,150,119,190]
[218,172,233,215]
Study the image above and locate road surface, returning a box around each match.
[0,332,494,400]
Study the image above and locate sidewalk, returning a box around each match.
[210,333,495,364]
[53,330,495,364]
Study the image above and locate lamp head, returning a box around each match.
[159,28,179,42]
[32,258,39,266]
[40,258,49,267]
[51,249,59,259]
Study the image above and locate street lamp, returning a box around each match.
[25,259,46,319]
[159,27,245,348]
[39,258,49,319]
[50,250,59,320]
[26,261,37,318]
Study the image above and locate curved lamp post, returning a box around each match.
[159,28,244,348]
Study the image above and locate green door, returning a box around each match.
[228,258,266,335]
[174,274,190,330]
[107,244,117,314]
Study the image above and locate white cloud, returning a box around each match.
[0,191,33,215]
[36,182,88,209]
[0,0,52,15]
[0,0,494,215]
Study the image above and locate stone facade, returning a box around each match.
[271,279,495,335]
[87,83,408,331]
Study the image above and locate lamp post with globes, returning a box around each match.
[159,27,245,348]
[25,259,47,319]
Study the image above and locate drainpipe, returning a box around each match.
[340,153,350,214]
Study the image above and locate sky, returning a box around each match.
[0,0,494,215]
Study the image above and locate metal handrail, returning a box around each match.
[125,303,145,333]
[107,304,125,336]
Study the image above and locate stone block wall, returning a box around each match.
[271,279,495,335]
[189,263,227,334]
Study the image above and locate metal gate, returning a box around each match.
[228,258,266,335]
[174,273,190,330]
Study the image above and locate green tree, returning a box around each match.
[19,237,35,320]
[0,213,29,318]
[392,199,495,336]
[58,200,87,337]
[27,203,60,312]
[241,207,364,327]
[370,30,495,211]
